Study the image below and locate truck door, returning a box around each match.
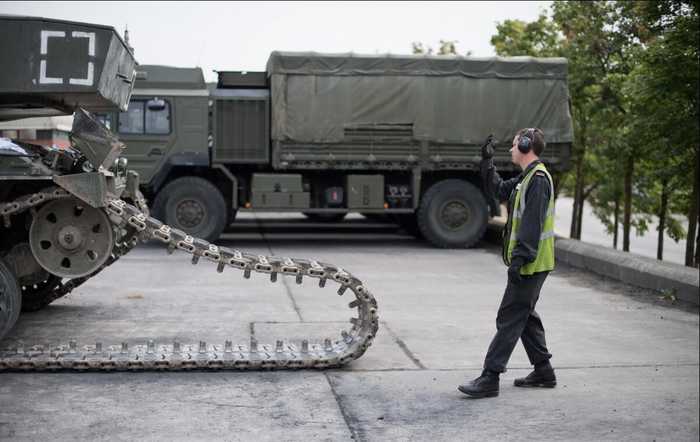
[118,97,174,184]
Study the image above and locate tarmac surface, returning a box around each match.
[1,215,698,441]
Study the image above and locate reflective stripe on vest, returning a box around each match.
[505,163,556,275]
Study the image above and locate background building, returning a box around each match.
[0,115,73,148]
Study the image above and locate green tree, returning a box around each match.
[411,42,433,55]
[488,13,573,209]
[626,0,700,265]
[489,8,606,242]
[552,1,647,251]
[412,40,472,56]
[490,0,699,265]
[491,14,562,57]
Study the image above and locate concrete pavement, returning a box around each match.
[1,217,697,441]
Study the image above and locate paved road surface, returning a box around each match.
[1,218,697,441]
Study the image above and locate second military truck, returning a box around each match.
[108,52,573,247]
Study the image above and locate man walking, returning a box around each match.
[458,128,557,398]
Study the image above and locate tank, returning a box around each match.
[0,14,139,326]
[0,16,377,371]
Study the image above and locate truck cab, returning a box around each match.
[100,66,235,240]
[99,65,209,188]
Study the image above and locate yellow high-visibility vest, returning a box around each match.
[504,162,555,275]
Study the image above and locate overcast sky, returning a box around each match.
[2,1,551,82]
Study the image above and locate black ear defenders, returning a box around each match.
[517,128,535,154]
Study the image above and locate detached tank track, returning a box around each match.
[0,189,379,371]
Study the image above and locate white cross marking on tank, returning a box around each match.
[38,30,96,86]
[69,31,95,86]
[71,31,95,56]
[40,30,65,54]
[39,30,65,84]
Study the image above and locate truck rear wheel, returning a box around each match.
[153,177,227,243]
[417,179,488,248]
[0,257,21,342]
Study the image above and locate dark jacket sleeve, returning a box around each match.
[511,173,551,263]
[480,158,520,203]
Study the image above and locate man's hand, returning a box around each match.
[508,257,525,285]
[481,134,496,159]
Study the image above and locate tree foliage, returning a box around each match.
[490,0,699,265]
[490,14,562,57]
[412,40,472,56]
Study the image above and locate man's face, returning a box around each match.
[510,135,522,165]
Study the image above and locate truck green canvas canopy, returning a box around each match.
[267,51,574,145]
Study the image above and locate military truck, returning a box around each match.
[0,16,378,370]
[113,53,573,246]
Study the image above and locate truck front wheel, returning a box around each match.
[417,179,488,248]
[153,177,227,243]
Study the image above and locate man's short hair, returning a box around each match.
[518,128,546,156]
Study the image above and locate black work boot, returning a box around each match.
[514,361,556,388]
[458,369,500,398]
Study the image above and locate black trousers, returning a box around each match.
[484,271,552,373]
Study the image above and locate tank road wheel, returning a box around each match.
[29,198,114,278]
[2,243,64,312]
[302,212,347,223]
[153,177,227,243]
[417,179,489,248]
[0,257,21,342]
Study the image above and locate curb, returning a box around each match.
[486,222,699,305]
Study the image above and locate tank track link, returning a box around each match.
[0,190,379,371]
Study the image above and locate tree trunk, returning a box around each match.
[576,187,585,239]
[623,155,633,252]
[694,217,699,268]
[657,178,668,261]
[570,154,585,239]
[569,161,579,238]
[570,109,587,240]
[576,184,597,240]
[693,216,700,267]
[569,198,578,238]
[613,193,620,249]
[552,172,563,202]
[686,148,699,266]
